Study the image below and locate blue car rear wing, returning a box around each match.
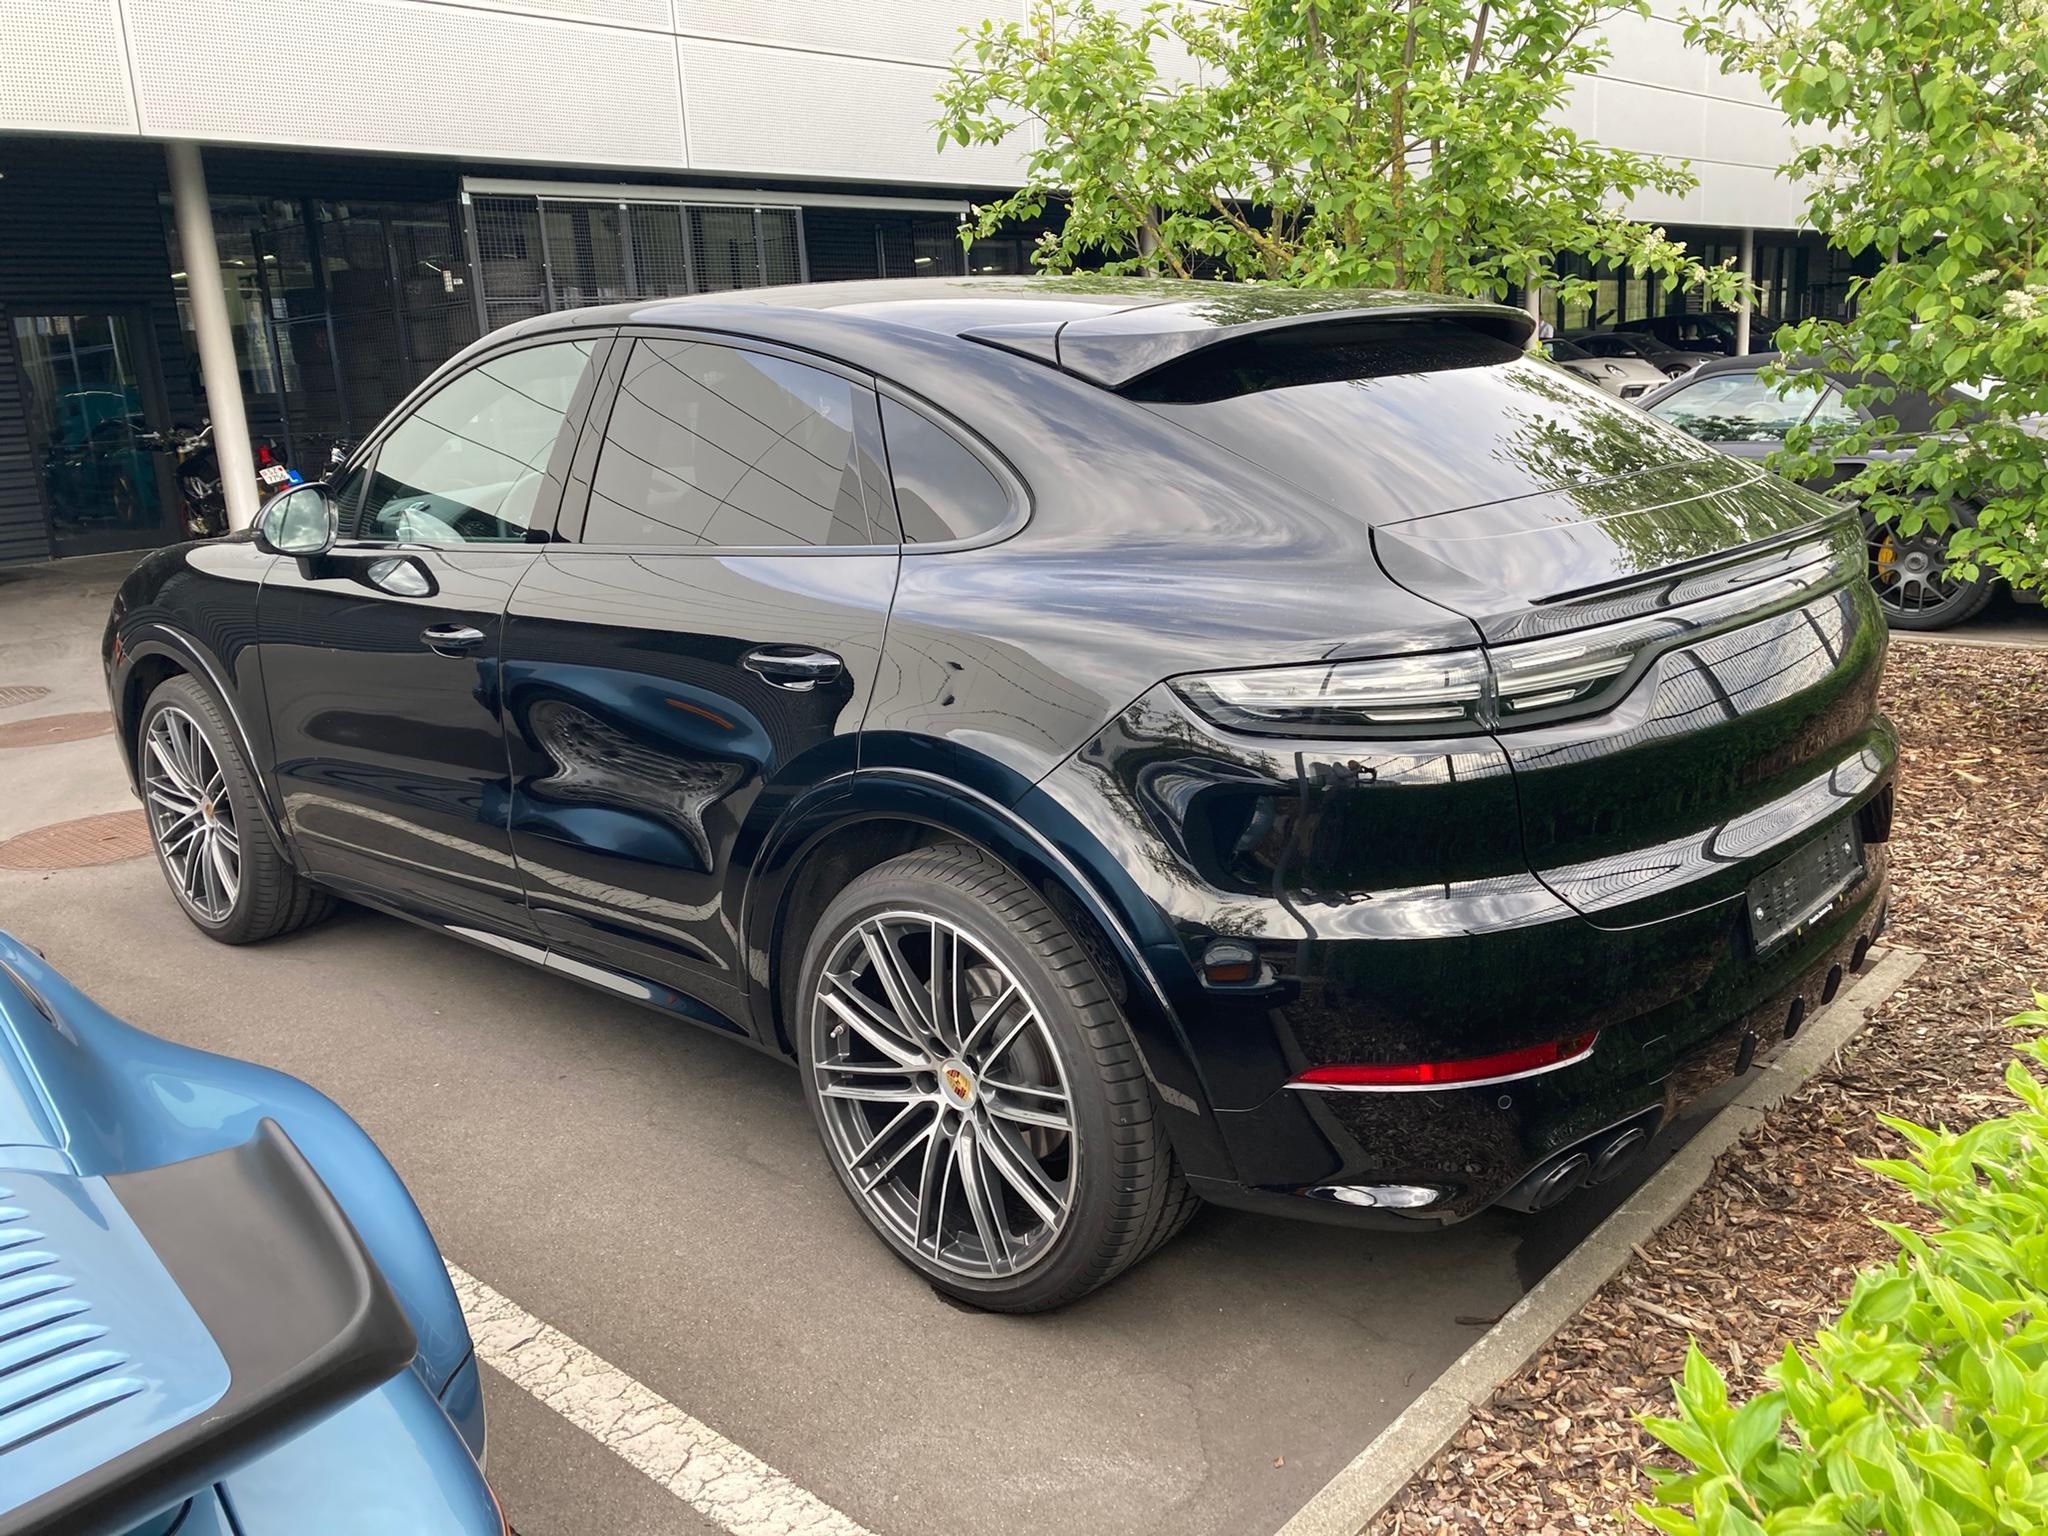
[1,1121,415,1536]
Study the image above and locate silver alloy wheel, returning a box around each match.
[143,705,240,922]
[810,910,1077,1280]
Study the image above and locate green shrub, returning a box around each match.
[1638,996,2048,1536]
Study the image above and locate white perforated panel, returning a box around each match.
[1594,10,1709,95]
[416,0,672,29]
[675,0,1020,64]
[123,0,686,166]
[0,0,137,134]
[1695,160,1805,228]
[679,40,1033,183]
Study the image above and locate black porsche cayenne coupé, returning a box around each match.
[104,278,1895,1311]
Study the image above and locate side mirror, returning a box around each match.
[254,484,336,558]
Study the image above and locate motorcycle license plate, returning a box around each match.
[1747,824,1863,955]
[258,464,291,486]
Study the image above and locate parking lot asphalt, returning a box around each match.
[0,550,1986,1536]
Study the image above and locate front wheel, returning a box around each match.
[796,844,1195,1312]
[139,676,332,943]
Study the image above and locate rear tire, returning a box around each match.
[1867,516,1996,631]
[139,675,332,944]
[795,843,1194,1312]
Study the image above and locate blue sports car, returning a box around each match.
[0,931,504,1535]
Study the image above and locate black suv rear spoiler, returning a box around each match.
[960,293,1537,390]
[5,1121,416,1536]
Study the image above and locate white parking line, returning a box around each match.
[446,1263,874,1536]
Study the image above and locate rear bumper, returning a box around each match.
[1191,844,1889,1227]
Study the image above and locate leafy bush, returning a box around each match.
[1688,0,2048,591]
[1638,996,2048,1536]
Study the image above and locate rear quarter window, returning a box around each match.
[879,398,1015,545]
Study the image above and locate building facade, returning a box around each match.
[3,0,1836,563]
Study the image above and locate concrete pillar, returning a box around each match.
[165,141,260,532]
[1734,226,1755,356]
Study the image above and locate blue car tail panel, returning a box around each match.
[0,1168,228,1516]
[219,1372,505,1536]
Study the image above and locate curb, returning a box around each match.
[1889,628,2048,652]
[1273,944,1929,1536]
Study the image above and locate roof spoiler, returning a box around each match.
[3,1121,416,1536]
[960,294,1537,390]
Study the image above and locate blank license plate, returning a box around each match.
[1748,825,1863,954]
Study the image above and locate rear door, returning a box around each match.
[500,331,899,1028]
[259,333,608,939]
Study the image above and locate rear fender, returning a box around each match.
[740,764,1239,1186]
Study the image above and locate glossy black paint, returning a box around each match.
[105,278,1897,1230]
[260,548,542,936]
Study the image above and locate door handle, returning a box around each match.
[421,623,486,656]
[742,646,843,691]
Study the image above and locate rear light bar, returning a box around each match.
[1289,1030,1599,1092]
[1172,550,1844,739]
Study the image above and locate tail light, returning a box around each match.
[1171,553,1842,740]
[1290,1030,1599,1092]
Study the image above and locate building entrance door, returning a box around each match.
[10,311,179,557]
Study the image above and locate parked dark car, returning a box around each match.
[105,279,1895,1312]
[1639,350,2034,630]
[1619,312,1780,358]
[1560,328,1714,378]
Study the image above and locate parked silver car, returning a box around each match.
[1541,336,1666,401]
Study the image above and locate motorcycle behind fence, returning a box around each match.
[145,424,347,538]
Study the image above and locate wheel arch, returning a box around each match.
[114,625,290,852]
[742,767,1239,1186]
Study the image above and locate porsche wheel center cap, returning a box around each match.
[939,1060,977,1108]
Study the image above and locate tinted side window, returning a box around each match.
[1805,385,1863,440]
[879,398,1012,544]
[1644,373,1811,443]
[585,338,875,548]
[357,339,595,543]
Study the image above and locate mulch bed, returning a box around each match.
[1368,640,2048,1535]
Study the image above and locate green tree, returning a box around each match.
[935,0,1746,310]
[1688,0,2048,589]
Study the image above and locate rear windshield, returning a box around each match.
[1130,320,1721,523]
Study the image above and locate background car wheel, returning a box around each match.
[139,675,333,944]
[796,843,1194,1312]
[1867,519,1996,630]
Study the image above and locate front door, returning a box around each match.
[10,311,179,557]
[258,333,608,941]
[501,334,900,1027]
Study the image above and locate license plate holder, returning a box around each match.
[1748,824,1864,955]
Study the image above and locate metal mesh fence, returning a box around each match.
[470,194,548,333]
[468,192,804,329]
[691,205,763,292]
